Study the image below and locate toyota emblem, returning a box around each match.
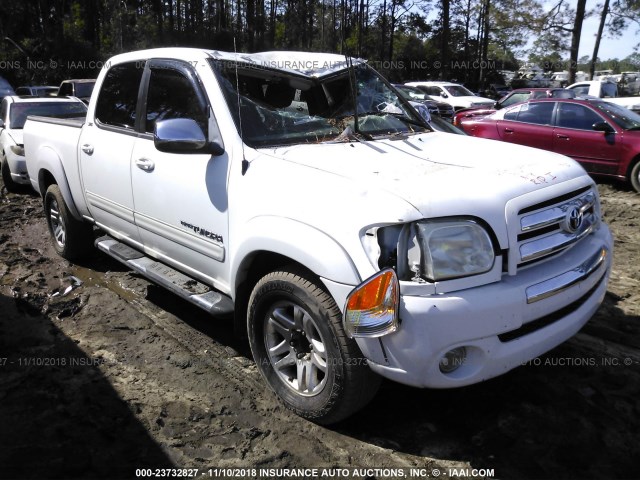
[564,206,583,233]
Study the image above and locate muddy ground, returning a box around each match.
[0,179,639,480]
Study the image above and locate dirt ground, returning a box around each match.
[1,178,639,480]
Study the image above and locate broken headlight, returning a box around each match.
[414,220,495,281]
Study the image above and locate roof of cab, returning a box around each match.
[106,47,365,78]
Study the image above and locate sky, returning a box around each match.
[572,0,637,61]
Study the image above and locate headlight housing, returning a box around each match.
[415,220,495,281]
[10,144,25,157]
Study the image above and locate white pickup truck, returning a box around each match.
[24,48,613,424]
[566,80,640,112]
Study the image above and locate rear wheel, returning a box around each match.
[1,156,22,193]
[247,268,380,424]
[44,184,93,260]
[630,160,640,194]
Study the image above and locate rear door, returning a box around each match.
[496,101,555,150]
[79,61,144,246]
[552,102,620,174]
[130,59,230,292]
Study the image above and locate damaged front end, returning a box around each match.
[344,218,504,339]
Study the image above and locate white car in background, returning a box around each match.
[1,96,87,191]
[405,81,495,111]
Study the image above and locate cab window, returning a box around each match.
[95,62,144,129]
[144,66,208,135]
[423,86,443,96]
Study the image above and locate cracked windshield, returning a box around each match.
[211,60,428,147]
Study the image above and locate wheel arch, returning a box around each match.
[626,153,640,192]
[231,219,363,337]
[34,147,82,220]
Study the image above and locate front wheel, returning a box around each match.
[630,161,640,194]
[44,184,94,260]
[248,268,380,424]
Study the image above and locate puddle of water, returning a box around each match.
[71,265,141,303]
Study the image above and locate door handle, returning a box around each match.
[135,158,155,172]
[81,144,94,155]
[504,128,514,134]
[556,134,570,140]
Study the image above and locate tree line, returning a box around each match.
[0,0,638,89]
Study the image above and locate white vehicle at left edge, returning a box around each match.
[1,96,87,192]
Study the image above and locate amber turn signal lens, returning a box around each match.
[343,268,399,338]
[347,270,395,311]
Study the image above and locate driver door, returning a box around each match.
[130,60,230,292]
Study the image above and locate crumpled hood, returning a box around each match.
[263,132,586,219]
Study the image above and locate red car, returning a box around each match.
[459,98,640,192]
[453,88,576,126]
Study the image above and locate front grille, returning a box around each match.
[514,187,599,269]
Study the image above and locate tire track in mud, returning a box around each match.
[70,265,265,393]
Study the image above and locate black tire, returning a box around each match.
[247,267,381,424]
[44,184,93,260]
[1,156,23,193]
[630,160,640,194]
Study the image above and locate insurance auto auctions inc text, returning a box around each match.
[192,467,495,479]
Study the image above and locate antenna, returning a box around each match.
[345,52,361,137]
[234,38,249,175]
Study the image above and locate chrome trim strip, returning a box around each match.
[520,216,595,262]
[134,213,225,262]
[521,193,594,232]
[521,208,566,232]
[85,192,135,223]
[525,246,608,304]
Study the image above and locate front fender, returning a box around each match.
[32,146,83,221]
[231,216,363,294]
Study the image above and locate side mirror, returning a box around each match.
[494,101,502,110]
[440,92,448,98]
[154,118,224,155]
[592,121,614,133]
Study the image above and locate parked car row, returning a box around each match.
[457,97,640,192]
[392,84,455,121]
[405,81,496,111]
[15,86,59,97]
[0,77,96,103]
[452,87,579,125]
